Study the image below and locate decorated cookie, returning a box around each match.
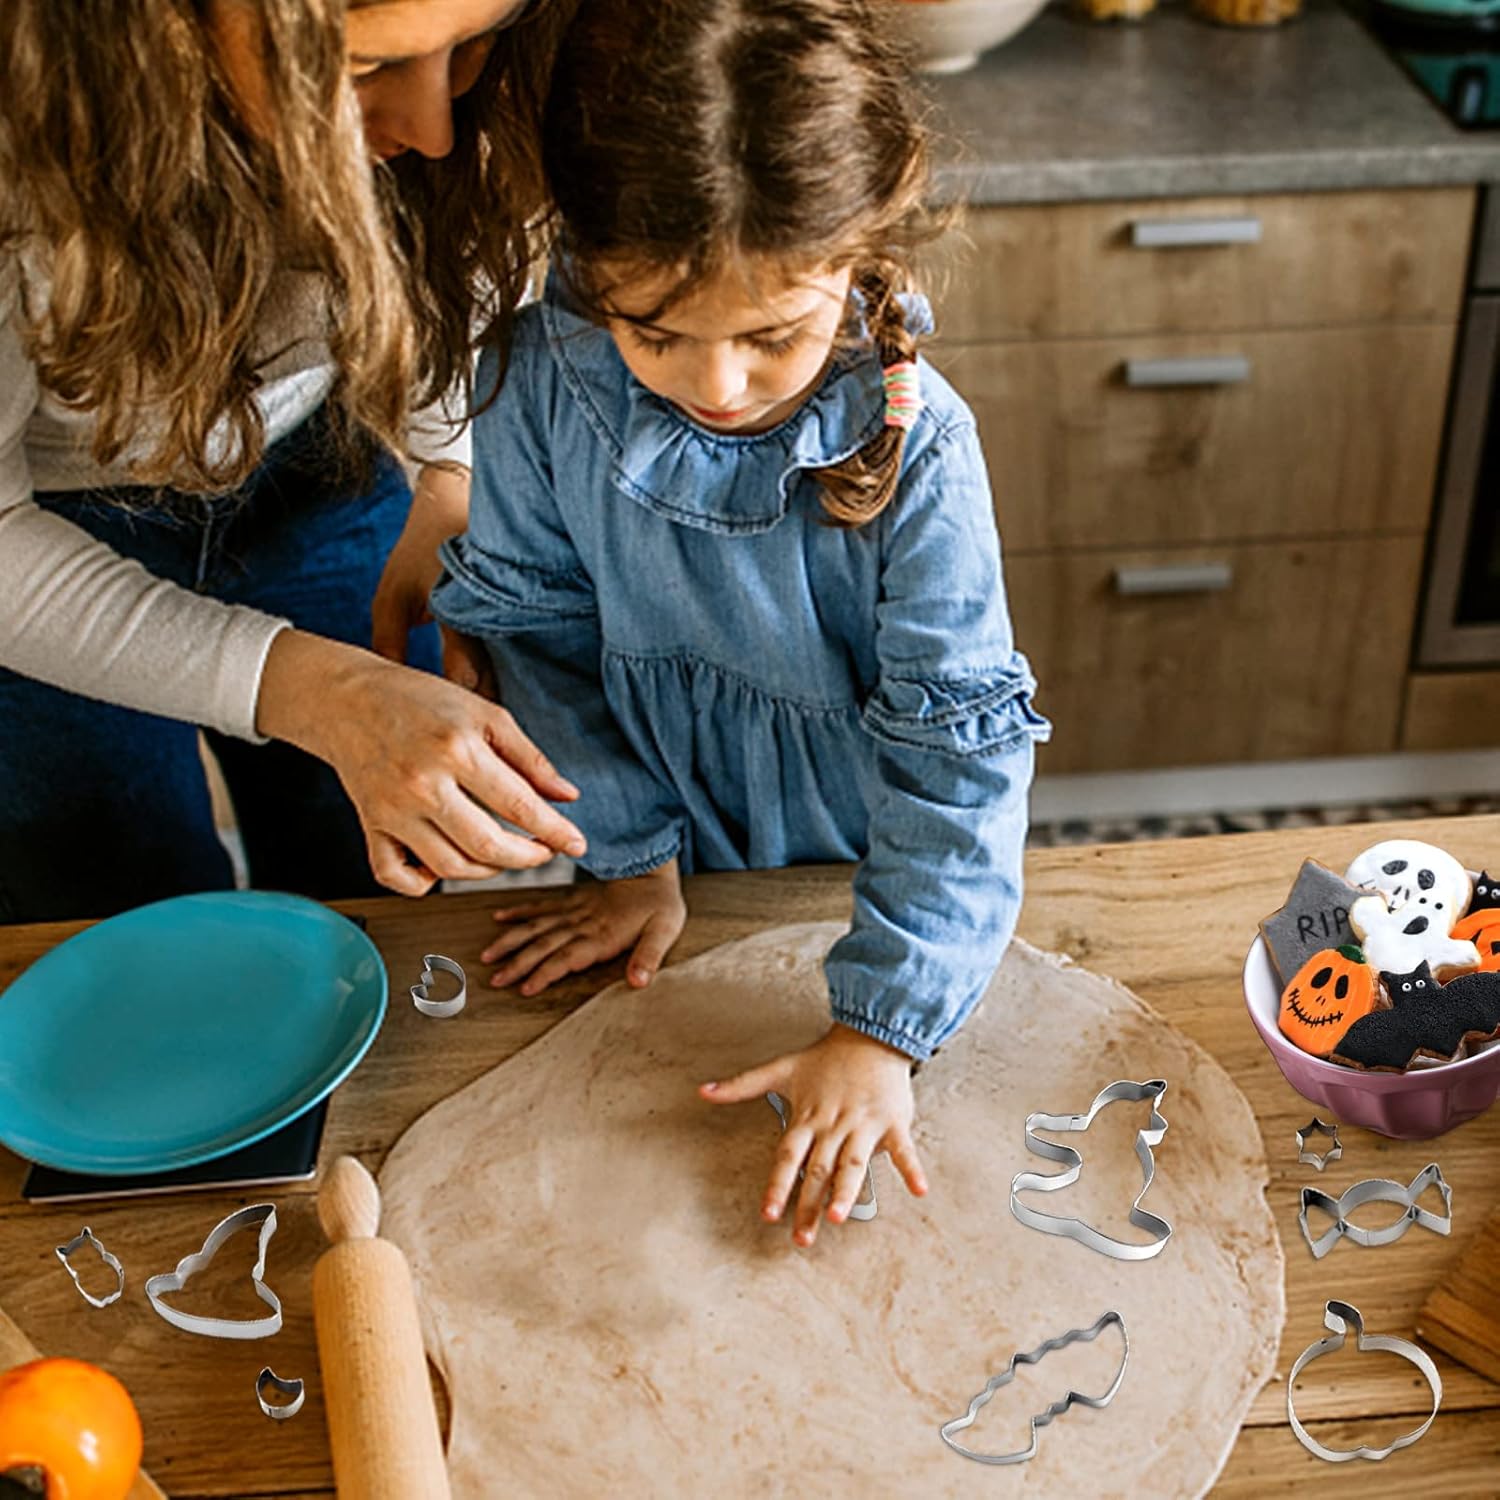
[1464,870,1500,916]
[1278,945,1379,1058]
[1344,839,1471,928]
[1259,859,1365,987]
[1333,963,1500,1072]
[1350,892,1479,979]
[1453,909,1500,973]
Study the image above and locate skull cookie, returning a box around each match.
[1278,945,1380,1057]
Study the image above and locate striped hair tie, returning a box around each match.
[882,360,923,431]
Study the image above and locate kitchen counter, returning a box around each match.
[928,0,1500,203]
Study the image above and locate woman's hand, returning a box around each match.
[257,628,585,895]
[700,1025,927,1247]
[482,859,686,995]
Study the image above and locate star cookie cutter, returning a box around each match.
[1295,1118,1342,1172]
[1009,1078,1172,1261]
[144,1203,283,1339]
[1298,1161,1452,1260]
[257,1367,306,1421]
[1288,1300,1441,1461]
[55,1227,125,1308]
[939,1310,1129,1465]
[411,953,467,1018]
[766,1092,875,1221]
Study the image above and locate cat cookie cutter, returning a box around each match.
[257,1367,305,1421]
[1298,1161,1452,1259]
[55,1227,125,1308]
[144,1203,283,1339]
[411,953,467,1018]
[940,1310,1129,1465]
[1288,1300,1441,1461]
[766,1092,876,1221]
[1009,1078,1172,1261]
[1295,1118,1342,1172]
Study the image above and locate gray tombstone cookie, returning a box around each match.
[1260,859,1368,987]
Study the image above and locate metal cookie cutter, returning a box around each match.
[144,1203,283,1339]
[257,1367,305,1421]
[1295,1117,1342,1172]
[1288,1300,1441,1461]
[1009,1078,1172,1261]
[1298,1161,1452,1260]
[55,1227,125,1308]
[766,1092,876,1221]
[940,1310,1129,1465]
[411,953,467,1018]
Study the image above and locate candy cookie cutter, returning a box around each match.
[257,1367,305,1421]
[766,1092,876,1221]
[411,953,467,1018]
[1298,1162,1452,1260]
[940,1310,1129,1465]
[144,1203,282,1339]
[1009,1078,1172,1261]
[1295,1118,1342,1172]
[1288,1300,1441,1462]
[55,1227,124,1309]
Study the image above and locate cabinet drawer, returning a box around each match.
[1009,537,1423,773]
[934,323,1454,553]
[926,188,1473,341]
[1402,671,1500,751]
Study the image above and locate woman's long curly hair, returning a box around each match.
[0,0,574,493]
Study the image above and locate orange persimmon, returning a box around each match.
[0,1358,142,1500]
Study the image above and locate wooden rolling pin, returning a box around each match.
[313,1155,451,1500]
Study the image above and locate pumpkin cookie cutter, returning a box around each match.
[766,1092,876,1221]
[411,953,467,1018]
[144,1202,282,1339]
[1295,1118,1342,1172]
[939,1310,1129,1465]
[1298,1161,1452,1260]
[257,1366,305,1421]
[1009,1078,1172,1261]
[55,1227,125,1308]
[1288,1300,1441,1461]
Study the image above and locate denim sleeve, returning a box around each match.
[825,420,1050,1060]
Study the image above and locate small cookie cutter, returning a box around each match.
[766,1092,876,1221]
[1009,1078,1172,1261]
[257,1367,306,1421]
[55,1227,124,1308]
[1298,1161,1452,1260]
[411,953,467,1018]
[940,1310,1129,1465]
[1295,1117,1342,1172]
[1288,1300,1441,1461]
[144,1203,283,1339]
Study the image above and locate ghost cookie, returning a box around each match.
[1259,859,1365,987]
[1350,892,1478,979]
[1344,839,1470,928]
[1333,962,1500,1071]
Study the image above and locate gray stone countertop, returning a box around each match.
[926,0,1500,203]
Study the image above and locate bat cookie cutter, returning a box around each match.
[1298,1161,1452,1259]
[257,1366,305,1421]
[144,1203,283,1339]
[55,1227,125,1308]
[940,1310,1129,1465]
[766,1092,876,1221]
[1295,1117,1342,1172]
[411,953,467,1018]
[1288,1300,1441,1461]
[1009,1078,1172,1261]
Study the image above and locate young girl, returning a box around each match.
[432,0,1049,1246]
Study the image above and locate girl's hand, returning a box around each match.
[483,859,686,995]
[700,1025,927,1247]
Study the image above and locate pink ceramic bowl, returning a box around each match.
[1243,934,1500,1139]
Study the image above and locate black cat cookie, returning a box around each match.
[1331,963,1500,1072]
[1260,859,1366,987]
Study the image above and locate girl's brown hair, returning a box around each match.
[543,0,944,526]
[0,0,575,494]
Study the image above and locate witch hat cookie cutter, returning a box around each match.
[144,1203,283,1339]
[1009,1078,1172,1261]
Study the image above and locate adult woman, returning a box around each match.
[0,0,586,920]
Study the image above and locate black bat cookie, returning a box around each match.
[1332,962,1500,1071]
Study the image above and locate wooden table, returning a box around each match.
[2,816,1498,1496]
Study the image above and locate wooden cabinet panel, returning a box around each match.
[1009,537,1424,772]
[1402,670,1500,751]
[925,187,1473,340]
[934,323,1454,552]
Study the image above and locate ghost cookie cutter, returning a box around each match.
[1295,1118,1343,1172]
[940,1310,1129,1465]
[1009,1078,1172,1261]
[766,1091,876,1221]
[55,1227,125,1309]
[1298,1162,1452,1260]
[144,1203,283,1339]
[257,1366,306,1421]
[411,953,467,1018]
[1288,1300,1441,1461]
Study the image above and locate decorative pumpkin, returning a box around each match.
[0,1358,142,1500]
[1278,944,1379,1057]
[1451,910,1500,972]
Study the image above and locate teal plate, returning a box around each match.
[0,891,387,1174]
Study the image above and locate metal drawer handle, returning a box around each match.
[1130,216,1262,249]
[1124,355,1251,387]
[1113,563,1233,596]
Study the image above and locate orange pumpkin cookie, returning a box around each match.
[1278,945,1380,1057]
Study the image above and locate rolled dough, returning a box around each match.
[379,925,1284,1498]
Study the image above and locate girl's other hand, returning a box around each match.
[483,859,686,996]
[700,1026,927,1247]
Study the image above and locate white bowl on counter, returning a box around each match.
[883,0,1049,74]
